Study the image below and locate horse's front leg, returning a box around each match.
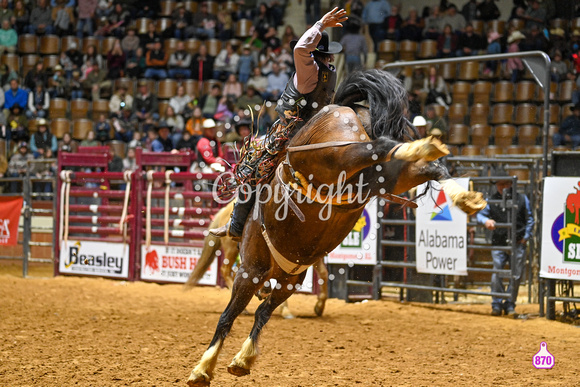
[392,136,449,162]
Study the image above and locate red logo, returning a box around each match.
[145,249,160,272]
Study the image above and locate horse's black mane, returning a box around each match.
[334,69,415,142]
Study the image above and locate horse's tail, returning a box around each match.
[184,201,234,288]
[333,69,413,141]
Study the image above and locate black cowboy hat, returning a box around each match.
[290,31,342,54]
[156,120,173,131]
[235,117,252,134]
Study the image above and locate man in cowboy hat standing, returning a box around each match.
[210,7,347,240]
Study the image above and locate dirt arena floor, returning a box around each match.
[1,261,579,386]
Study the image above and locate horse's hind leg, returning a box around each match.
[227,272,306,377]
[313,258,328,317]
[394,136,449,162]
[187,268,268,386]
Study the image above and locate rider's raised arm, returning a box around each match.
[293,22,323,95]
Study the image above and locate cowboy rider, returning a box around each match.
[210,7,347,240]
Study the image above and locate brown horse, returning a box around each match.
[184,201,329,319]
[187,70,486,386]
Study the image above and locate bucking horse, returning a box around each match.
[186,69,486,386]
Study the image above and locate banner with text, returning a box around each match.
[0,196,23,246]
[141,245,218,285]
[415,179,469,275]
[59,240,130,278]
[541,177,580,280]
[327,198,378,265]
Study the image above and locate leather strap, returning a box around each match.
[287,141,358,153]
[261,226,311,275]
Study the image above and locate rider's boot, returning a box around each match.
[209,190,255,242]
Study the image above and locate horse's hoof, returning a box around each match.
[281,307,294,319]
[314,302,325,317]
[187,372,211,387]
[227,365,251,377]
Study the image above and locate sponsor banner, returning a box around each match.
[141,245,218,285]
[59,240,129,278]
[541,177,580,280]
[327,198,378,265]
[0,196,23,246]
[415,179,469,275]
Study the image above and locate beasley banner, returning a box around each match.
[141,245,218,285]
[327,198,378,265]
[415,179,469,275]
[59,240,130,278]
[541,177,580,280]
[0,196,23,246]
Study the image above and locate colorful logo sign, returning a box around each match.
[431,190,452,221]
[341,208,371,248]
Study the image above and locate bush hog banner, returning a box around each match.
[141,245,218,285]
[541,177,580,280]
[0,197,23,246]
[59,240,130,278]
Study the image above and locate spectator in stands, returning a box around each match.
[29,0,55,35]
[440,4,465,33]
[258,45,277,75]
[48,65,66,98]
[30,119,57,158]
[214,96,234,122]
[423,5,442,40]
[133,80,159,123]
[461,0,477,22]
[96,0,114,19]
[168,41,192,79]
[125,47,145,79]
[140,22,159,51]
[236,45,256,84]
[80,130,99,146]
[82,61,110,101]
[13,0,30,34]
[193,2,217,39]
[163,105,185,147]
[0,0,13,25]
[52,0,75,36]
[109,85,133,117]
[521,24,547,52]
[0,20,17,56]
[263,26,282,51]
[196,118,226,172]
[550,50,569,83]
[340,24,367,74]
[477,169,534,317]
[400,6,423,42]
[7,104,28,142]
[199,84,222,118]
[191,44,214,82]
[263,62,289,101]
[277,45,295,74]
[136,0,160,19]
[223,117,251,150]
[424,104,447,138]
[144,38,168,79]
[83,44,103,69]
[404,67,426,100]
[128,131,141,149]
[281,25,299,48]
[122,147,138,171]
[476,0,500,22]
[362,0,391,52]
[151,120,175,153]
[93,113,111,142]
[169,85,192,116]
[77,0,97,38]
[554,103,580,148]
[412,115,427,138]
[112,106,136,142]
[5,79,28,113]
[121,25,139,57]
[424,66,451,109]
[507,30,525,83]
[437,24,458,58]
[236,85,262,111]
[59,132,77,153]
[67,70,83,99]
[216,9,234,40]
[26,84,50,119]
[175,130,197,151]
[106,39,126,79]
[213,42,240,81]
[172,3,193,40]
[247,66,268,96]
[64,42,83,77]
[108,4,130,38]
[522,0,546,31]
[456,23,484,57]
[484,31,502,76]
[185,105,204,136]
[143,126,156,151]
[253,3,275,38]
[8,141,34,192]
[383,4,402,41]
[305,0,321,26]
[24,62,48,90]
[223,74,243,102]
[245,29,265,52]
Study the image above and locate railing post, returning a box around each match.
[22,170,31,277]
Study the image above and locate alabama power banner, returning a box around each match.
[415,179,469,275]
[0,196,23,246]
[541,177,580,280]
